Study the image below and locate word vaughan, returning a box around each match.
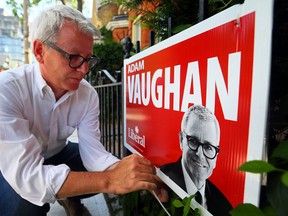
[127,52,241,121]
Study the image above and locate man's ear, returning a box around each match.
[179,131,183,150]
[33,39,44,63]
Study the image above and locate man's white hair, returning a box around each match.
[181,104,220,143]
[30,4,101,47]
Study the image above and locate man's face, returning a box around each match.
[40,21,94,99]
[181,114,218,183]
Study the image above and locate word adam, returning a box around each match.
[127,52,241,121]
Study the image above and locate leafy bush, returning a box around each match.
[230,140,288,216]
[109,190,201,216]
[86,28,124,85]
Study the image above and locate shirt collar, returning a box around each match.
[34,63,48,98]
[181,158,207,208]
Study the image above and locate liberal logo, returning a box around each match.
[128,126,146,147]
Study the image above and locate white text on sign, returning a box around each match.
[127,52,241,121]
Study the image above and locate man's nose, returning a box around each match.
[195,145,205,159]
[77,61,89,74]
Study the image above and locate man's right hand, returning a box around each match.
[105,154,168,202]
[56,154,169,203]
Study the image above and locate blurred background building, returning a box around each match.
[0,8,24,71]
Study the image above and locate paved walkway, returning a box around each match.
[47,130,113,216]
[48,194,111,216]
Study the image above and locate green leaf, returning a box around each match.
[193,208,201,216]
[172,199,184,208]
[183,195,194,216]
[182,196,188,205]
[281,172,288,187]
[271,140,288,160]
[229,203,265,216]
[238,160,278,173]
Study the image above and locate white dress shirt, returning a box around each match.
[0,63,119,206]
[181,159,207,209]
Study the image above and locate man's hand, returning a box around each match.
[152,175,169,202]
[56,154,169,202]
[106,154,168,202]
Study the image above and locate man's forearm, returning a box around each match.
[56,154,169,202]
[56,171,109,199]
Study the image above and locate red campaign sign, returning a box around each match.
[124,1,273,214]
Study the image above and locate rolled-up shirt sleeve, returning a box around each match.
[77,87,120,172]
[0,96,70,206]
[0,72,70,206]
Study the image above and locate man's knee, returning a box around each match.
[0,172,50,216]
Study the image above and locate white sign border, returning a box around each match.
[123,0,274,209]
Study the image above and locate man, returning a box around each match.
[161,105,232,216]
[0,5,167,216]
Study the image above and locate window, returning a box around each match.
[132,15,142,46]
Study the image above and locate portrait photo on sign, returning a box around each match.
[160,105,232,216]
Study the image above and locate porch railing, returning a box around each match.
[94,82,123,159]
